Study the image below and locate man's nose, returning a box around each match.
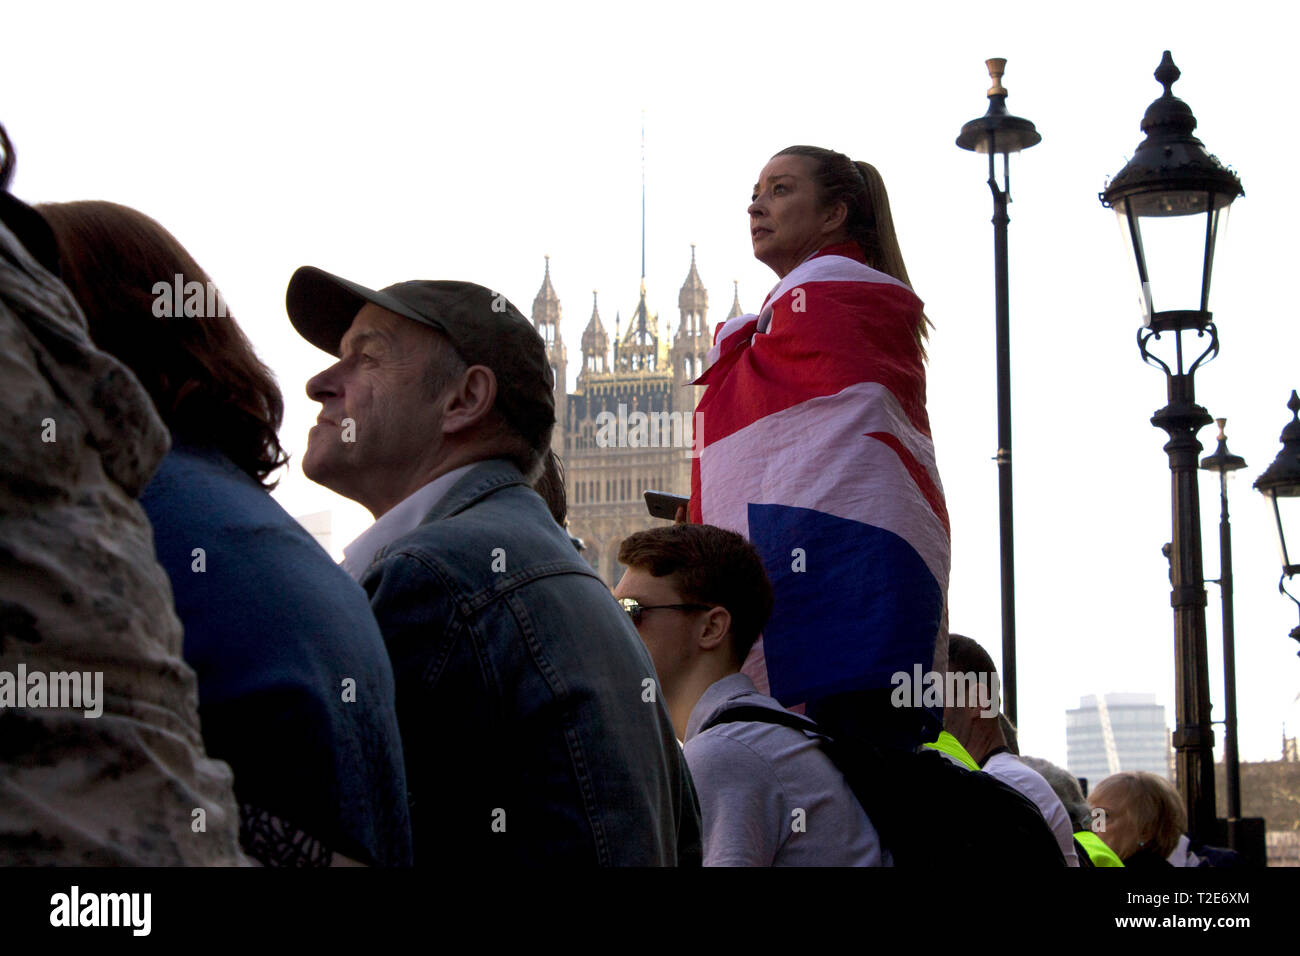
[306,360,342,402]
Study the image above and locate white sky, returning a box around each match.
[6,0,1298,773]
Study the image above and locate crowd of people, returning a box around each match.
[0,122,1243,866]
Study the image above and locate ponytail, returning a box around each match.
[775,145,931,353]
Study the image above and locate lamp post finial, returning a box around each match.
[1155,50,1180,95]
[986,58,1008,97]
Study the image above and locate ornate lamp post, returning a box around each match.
[1199,419,1246,824]
[1254,391,1300,653]
[956,58,1040,724]
[1100,51,1243,840]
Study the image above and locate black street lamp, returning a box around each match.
[1100,51,1243,841]
[1199,419,1246,824]
[1254,390,1300,653]
[956,58,1040,725]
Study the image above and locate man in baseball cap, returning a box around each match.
[286,266,702,867]
[288,268,555,521]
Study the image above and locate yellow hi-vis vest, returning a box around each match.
[1074,830,1124,867]
[923,730,980,771]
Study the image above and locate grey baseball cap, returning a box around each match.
[286,266,555,448]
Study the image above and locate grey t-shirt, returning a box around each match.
[683,673,889,867]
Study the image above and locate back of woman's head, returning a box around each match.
[774,146,910,284]
[774,145,928,348]
[37,201,288,487]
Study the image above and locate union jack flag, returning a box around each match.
[689,242,949,714]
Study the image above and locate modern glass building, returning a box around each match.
[1066,693,1172,791]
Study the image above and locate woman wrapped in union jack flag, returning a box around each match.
[688,145,951,753]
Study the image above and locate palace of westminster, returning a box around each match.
[528,248,743,585]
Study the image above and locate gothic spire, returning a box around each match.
[581,290,609,372]
[726,279,743,320]
[678,243,708,316]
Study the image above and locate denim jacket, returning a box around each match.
[361,459,702,866]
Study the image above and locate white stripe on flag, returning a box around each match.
[704,312,758,370]
[699,381,949,590]
[707,255,913,372]
[761,253,915,316]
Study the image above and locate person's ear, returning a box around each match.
[944,703,976,739]
[697,605,731,654]
[440,365,498,435]
[822,199,848,236]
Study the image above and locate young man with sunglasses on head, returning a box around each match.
[614,524,889,866]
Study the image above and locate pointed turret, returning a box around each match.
[580,291,609,378]
[670,245,711,401]
[530,255,567,447]
[533,255,561,323]
[726,280,743,320]
[677,243,708,330]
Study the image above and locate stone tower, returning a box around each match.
[548,248,716,584]
[671,244,710,392]
[579,291,608,383]
[669,244,712,493]
[531,255,567,452]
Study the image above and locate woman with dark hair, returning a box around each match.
[0,130,245,865]
[688,146,949,753]
[40,201,288,488]
[38,201,412,867]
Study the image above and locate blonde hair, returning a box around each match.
[1091,771,1186,858]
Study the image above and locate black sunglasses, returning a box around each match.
[618,597,714,626]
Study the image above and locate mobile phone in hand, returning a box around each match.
[644,490,688,521]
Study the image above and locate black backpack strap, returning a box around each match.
[705,704,1068,867]
[700,704,825,736]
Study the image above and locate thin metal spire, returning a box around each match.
[640,109,646,292]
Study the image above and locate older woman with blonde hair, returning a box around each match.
[1088,770,1186,867]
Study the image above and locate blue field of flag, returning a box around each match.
[747,503,943,707]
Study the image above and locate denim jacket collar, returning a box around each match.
[416,457,528,525]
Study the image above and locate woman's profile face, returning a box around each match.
[1089,787,1144,860]
[748,154,845,279]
